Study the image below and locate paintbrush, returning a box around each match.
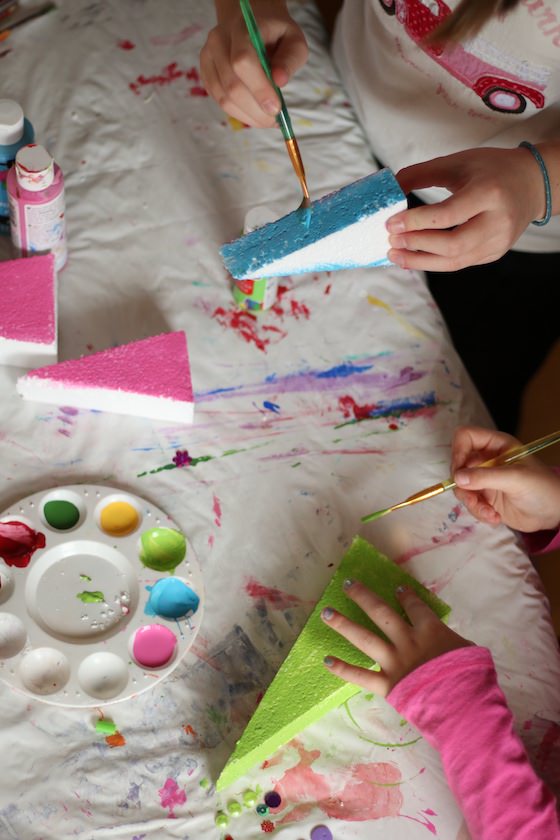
[239,0,311,223]
[0,1,55,36]
[361,428,560,523]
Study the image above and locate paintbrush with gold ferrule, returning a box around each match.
[361,428,560,523]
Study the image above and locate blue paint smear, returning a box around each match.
[263,401,281,413]
[317,362,373,379]
[221,168,405,279]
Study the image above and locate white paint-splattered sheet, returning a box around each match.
[0,2,559,838]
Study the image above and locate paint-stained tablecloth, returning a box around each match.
[0,2,559,839]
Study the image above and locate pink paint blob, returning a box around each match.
[212,494,222,527]
[158,777,186,818]
[132,624,177,668]
[0,520,46,568]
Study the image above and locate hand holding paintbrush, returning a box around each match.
[362,426,560,533]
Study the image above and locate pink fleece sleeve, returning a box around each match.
[387,646,560,840]
[522,527,560,555]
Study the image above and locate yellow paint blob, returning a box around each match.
[99,501,140,537]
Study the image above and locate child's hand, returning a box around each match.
[200,0,308,127]
[385,146,547,271]
[452,425,560,532]
[321,580,471,696]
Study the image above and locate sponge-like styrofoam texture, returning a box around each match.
[216,536,450,790]
[0,253,57,367]
[17,331,194,424]
[220,169,407,280]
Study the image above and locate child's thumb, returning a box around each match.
[454,465,524,494]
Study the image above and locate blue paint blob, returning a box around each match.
[145,577,200,619]
[263,401,280,413]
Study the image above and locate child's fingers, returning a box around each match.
[394,585,441,626]
[323,656,390,696]
[321,606,391,665]
[451,426,518,473]
[453,488,501,525]
[343,581,411,647]
[455,464,526,495]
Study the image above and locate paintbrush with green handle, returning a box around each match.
[361,428,560,523]
[239,0,311,219]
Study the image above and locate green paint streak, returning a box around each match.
[137,443,269,478]
[359,734,422,748]
[342,699,362,731]
[95,718,117,735]
[291,462,301,468]
[76,590,105,603]
[207,705,228,727]
[80,574,92,582]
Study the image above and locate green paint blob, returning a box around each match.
[95,718,117,735]
[227,800,242,816]
[215,811,229,828]
[80,574,92,582]
[199,777,209,789]
[77,590,105,603]
[43,499,80,530]
[139,527,186,572]
[242,789,257,807]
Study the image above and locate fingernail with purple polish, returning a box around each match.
[396,585,408,594]
[343,578,354,591]
[322,607,334,621]
[324,656,334,667]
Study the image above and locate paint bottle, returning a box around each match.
[7,143,67,271]
[232,206,279,312]
[0,99,35,236]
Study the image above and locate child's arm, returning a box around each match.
[200,0,308,127]
[451,425,560,535]
[322,583,560,840]
[386,141,560,272]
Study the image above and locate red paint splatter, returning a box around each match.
[0,521,45,568]
[158,778,187,819]
[183,723,197,737]
[212,306,285,353]
[290,299,310,319]
[212,494,222,527]
[261,820,275,833]
[173,450,192,467]
[270,284,311,321]
[245,577,309,610]
[118,39,135,50]
[389,422,399,430]
[129,62,207,97]
[105,731,126,748]
[339,395,376,421]
[324,284,331,295]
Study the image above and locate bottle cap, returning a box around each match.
[0,99,25,146]
[15,144,55,191]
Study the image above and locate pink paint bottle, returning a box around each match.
[7,143,67,271]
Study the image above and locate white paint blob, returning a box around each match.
[77,652,129,699]
[19,647,70,694]
[0,612,27,658]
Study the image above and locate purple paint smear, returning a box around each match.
[196,361,425,403]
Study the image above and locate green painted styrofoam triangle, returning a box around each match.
[216,536,450,790]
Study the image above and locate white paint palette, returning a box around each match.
[0,485,204,707]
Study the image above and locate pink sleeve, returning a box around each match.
[522,527,560,555]
[387,646,560,840]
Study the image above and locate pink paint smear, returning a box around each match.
[129,63,208,97]
[245,578,313,610]
[150,24,202,46]
[158,778,186,818]
[267,742,403,824]
[213,494,222,527]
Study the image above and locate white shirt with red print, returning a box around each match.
[332,0,560,252]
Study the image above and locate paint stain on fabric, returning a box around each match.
[0,521,46,567]
[138,444,265,478]
[212,305,286,353]
[129,63,208,97]
[395,524,476,565]
[150,23,202,46]
[263,401,280,414]
[228,116,249,130]
[337,391,436,425]
[105,731,126,748]
[213,495,222,527]
[158,777,187,818]
[172,449,192,467]
[117,38,135,49]
[367,294,430,340]
[245,578,311,610]
[272,743,403,825]
[271,284,310,320]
